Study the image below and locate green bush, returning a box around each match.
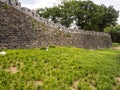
[104,25,120,43]
[2,3,9,9]
[49,46,56,48]
[112,43,120,47]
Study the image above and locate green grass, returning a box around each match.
[0,46,120,90]
[112,43,120,47]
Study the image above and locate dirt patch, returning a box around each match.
[71,80,80,90]
[71,79,96,90]
[5,67,18,74]
[28,80,43,86]
[34,80,43,86]
[112,46,120,50]
[113,77,120,89]
[115,77,120,82]
[90,84,96,90]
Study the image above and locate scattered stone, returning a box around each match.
[0,51,6,55]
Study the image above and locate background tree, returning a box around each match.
[36,0,119,32]
[104,25,120,43]
[74,1,105,31]
[98,5,119,31]
[36,7,61,23]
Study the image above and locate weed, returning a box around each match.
[2,3,9,10]
[66,33,71,37]
[49,46,56,48]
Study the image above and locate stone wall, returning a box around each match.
[0,0,111,37]
[0,1,112,49]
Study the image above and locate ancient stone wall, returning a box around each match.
[0,0,112,49]
[0,0,111,37]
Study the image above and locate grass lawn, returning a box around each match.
[0,46,120,90]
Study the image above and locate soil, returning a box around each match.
[112,46,120,50]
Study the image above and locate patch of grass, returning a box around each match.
[0,46,120,90]
[40,46,47,50]
[112,43,120,47]
[49,45,56,48]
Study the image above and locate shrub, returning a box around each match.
[104,25,120,43]
[40,47,46,50]
[2,3,9,10]
[49,46,56,48]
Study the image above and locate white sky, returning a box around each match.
[19,0,120,24]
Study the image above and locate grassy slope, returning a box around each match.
[0,46,120,90]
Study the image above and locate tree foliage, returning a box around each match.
[36,0,119,32]
[104,25,120,43]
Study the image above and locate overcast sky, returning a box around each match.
[19,0,120,24]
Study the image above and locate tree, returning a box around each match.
[36,7,61,23]
[36,0,119,32]
[74,1,105,31]
[104,25,120,43]
[98,5,119,31]
[59,1,75,27]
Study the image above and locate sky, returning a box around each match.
[19,0,120,24]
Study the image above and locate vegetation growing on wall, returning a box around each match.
[2,3,9,9]
[30,19,47,31]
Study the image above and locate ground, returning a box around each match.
[0,44,120,90]
[112,46,120,50]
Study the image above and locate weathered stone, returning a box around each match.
[0,0,112,49]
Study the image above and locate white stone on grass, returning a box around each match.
[46,47,49,51]
[0,51,6,55]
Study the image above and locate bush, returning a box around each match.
[2,3,9,10]
[112,43,120,47]
[104,25,120,43]
[49,46,56,48]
